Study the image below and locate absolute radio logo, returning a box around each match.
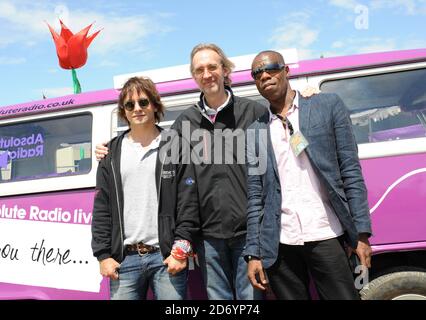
[0,133,44,168]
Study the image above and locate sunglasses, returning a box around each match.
[251,63,285,80]
[122,98,150,111]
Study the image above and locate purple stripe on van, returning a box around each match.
[372,241,426,256]
[0,279,110,300]
[224,48,426,85]
[0,89,119,120]
[293,48,426,77]
[1,48,425,120]
[156,78,199,95]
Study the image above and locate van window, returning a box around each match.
[0,113,92,183]
[320,68,426,144]
[113,108,129,136]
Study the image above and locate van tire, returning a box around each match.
[360,269,426,300]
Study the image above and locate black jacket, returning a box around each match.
[91,127,199,262]
[171,88,266,239]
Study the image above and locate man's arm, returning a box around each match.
[91,159,114,262]
[174,162,200,244]
[172,129,200,243]
[332,95,372,266]
[244,126,264,259]
[161,131,199,274]
[248,259,268,291]
[245,126,269,289]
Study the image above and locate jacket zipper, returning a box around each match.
[197,101,216,123]
[111,160,125,261]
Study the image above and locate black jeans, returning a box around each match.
[266,237,360,300]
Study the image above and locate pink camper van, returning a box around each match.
[1,48,425,300]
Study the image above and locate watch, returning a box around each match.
[247,255,260,261]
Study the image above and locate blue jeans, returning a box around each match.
[196,235,263,300]
[110,251,187,300]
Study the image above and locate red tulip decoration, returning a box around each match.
[47,20,101,94]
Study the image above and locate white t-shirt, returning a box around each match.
[120,133,161,247]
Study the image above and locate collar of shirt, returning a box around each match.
[268,90,299,123]
[149,133,161,150]
[126,131,161,151]
[202,89,231,117]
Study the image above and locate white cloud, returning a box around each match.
[328,0,426,15]
[340,37,396,55]
[0,1,54,35]
[370,0,420,14]
[328,0,361,10]
[402,38,426,48]
[320,36,426,58]
[357,39,397,53]
[0,1,173,54]
[0,36,14,48]
[269,13,319,59]
[270,23,319,48]
[287,11,312,20]
[97,60,119,68]
[0,56,26,65]
[332,41,345,48]
[297,49,319,60]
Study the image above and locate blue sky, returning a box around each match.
[0,0,425,106]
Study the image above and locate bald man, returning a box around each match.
[243,50,372,300]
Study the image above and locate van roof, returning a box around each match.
[113,48,299,89]
[1,48,425,120]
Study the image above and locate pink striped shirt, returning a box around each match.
[269,92,344,245]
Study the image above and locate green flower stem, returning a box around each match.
[71,68,82,94]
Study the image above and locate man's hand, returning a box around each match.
[247,259,268,291]
[99,257,120,280]
[95,142,109,161]
[355,233,372,268]
[163,255,187,276]
[300,86,320,98]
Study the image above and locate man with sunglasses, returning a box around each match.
[96,44,268,300]
[168,43,269,300]
[243,50,372,299]
[91,77,198,300]
[95,45,317,300]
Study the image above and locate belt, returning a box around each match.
[126,242,159,256]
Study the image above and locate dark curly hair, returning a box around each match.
[118,76,165,124]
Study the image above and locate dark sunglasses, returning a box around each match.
[122,98,150,111]
[251,63,285,80]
